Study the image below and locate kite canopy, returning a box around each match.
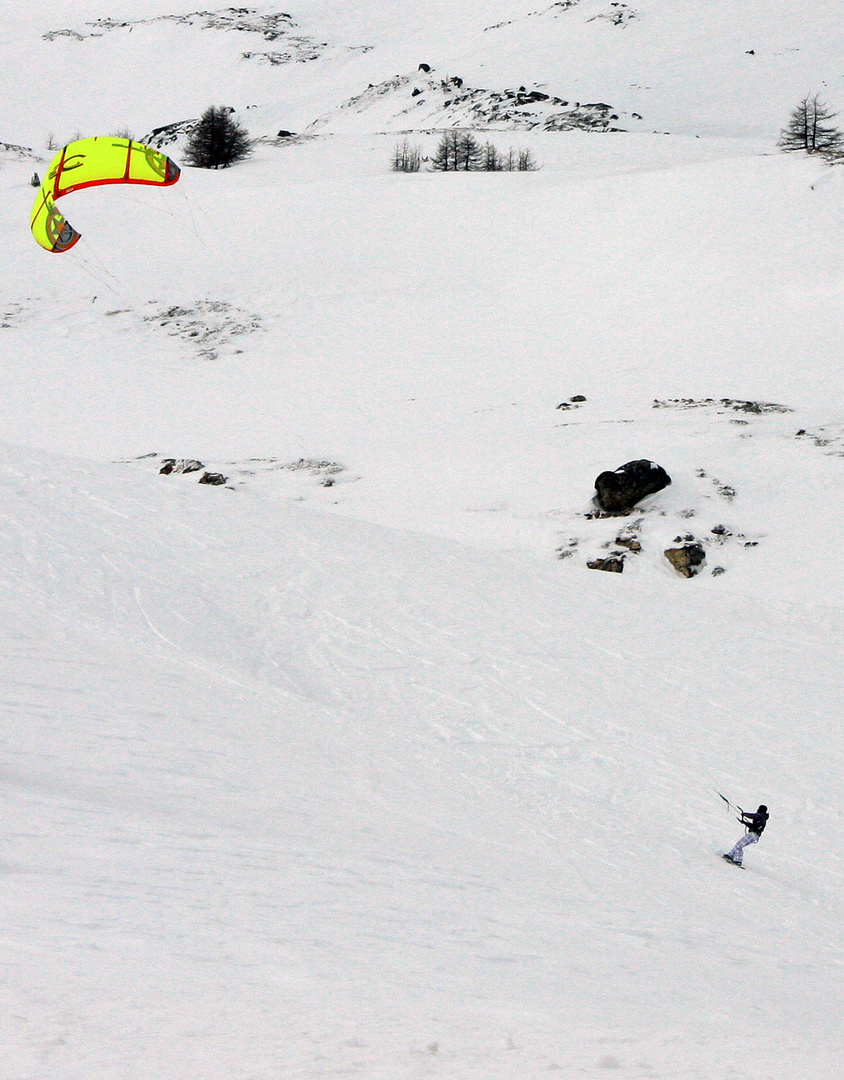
[30,137,181,253]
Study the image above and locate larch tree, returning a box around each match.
[184,106,254,169]
[778,94,844,155]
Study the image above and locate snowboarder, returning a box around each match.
[723,804,769,866]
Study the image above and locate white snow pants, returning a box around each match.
[727,832,759,864]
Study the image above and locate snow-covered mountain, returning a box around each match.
[2,3,844,1078]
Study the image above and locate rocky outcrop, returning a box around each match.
[307,72,630,135]
[160,458,204,475]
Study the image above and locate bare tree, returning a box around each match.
[184,106,253,169]
[516,147,539,171]
[481,141,504,171]
[779,94,844,154]
[391,140,422,172]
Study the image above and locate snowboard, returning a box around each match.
[720,853,744,868]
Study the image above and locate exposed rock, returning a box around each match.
[47,10,297,42]
[308,72,629,134]
[160,458,204,475]
[587,554,625,573]
[664,536,706,578]
[556,538,579,559]
[1,141,38,160]
[594,459,671,514]
[143,119,199,149]
[143,299,263,360]
[652,397,792,414]
[198,471,228,486]
[614,533,641,552]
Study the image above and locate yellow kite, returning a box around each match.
[31,137,181,253]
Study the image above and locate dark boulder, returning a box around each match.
[594,459,671,514]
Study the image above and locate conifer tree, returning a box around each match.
[455,131,483,171]
[779,94,844,154]
[430,130,461,171]
[430,130,483,171]
[481,141,504,171]
[184,106,253,169]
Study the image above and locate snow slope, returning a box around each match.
[3,445,843,1079]
[2,3,844,1078]
[4,0,844,141]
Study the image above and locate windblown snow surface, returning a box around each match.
[2,2,844,1078]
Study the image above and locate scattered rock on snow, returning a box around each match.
[594,459,671,514]
[0,140,38,161]
[664,536,706,578]
[587,554,626,573]
[143,300,263,360]
[653,397,792,414]
[614,532,642,552]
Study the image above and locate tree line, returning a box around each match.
[392,131,539,172]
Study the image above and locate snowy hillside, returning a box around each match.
[4,0,844,141]
[2,2,844,1078]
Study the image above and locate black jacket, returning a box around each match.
[740,807,769,835]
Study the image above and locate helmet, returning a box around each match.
[757,804,768,813]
